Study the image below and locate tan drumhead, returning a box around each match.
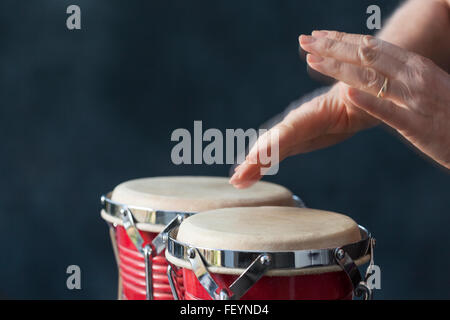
[168,206,365,275]
[104,176,295,232]
[111,176,294,212]
[176,206,361,251]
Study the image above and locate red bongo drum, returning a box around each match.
[166,207,375,300]
[100,176,299,300]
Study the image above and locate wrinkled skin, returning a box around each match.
[230,31,450,188]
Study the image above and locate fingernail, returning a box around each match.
[307,54,324,63]
[312,30,328,38]
[300,35,316,44]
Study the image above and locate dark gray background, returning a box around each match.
[0,0,449,299]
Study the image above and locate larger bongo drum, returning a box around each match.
[100,176,300,300]
[166,207,375,300]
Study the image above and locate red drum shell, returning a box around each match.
[180,268,353,300]
[170,206,361,300]
[115,226,184,300]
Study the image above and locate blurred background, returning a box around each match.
[1,0,449,299]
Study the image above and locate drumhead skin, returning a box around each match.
[111,176,295,212]
[176,206,361,251]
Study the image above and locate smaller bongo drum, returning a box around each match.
[100,176,302,300]
[166,207,375,300]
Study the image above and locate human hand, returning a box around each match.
[230,30,450,188]
[299,30,450,170]
[229,81,378,188]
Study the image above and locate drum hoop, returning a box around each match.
[166,225,371,271]
[101,192,306,227]
[101,192,195,226]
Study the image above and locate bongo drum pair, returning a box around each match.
[101,176,299,300]
[101,176,375,300]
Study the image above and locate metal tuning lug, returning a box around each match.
[228,254,272,300]
[143,244,153,300]
[334,247,373,300]
[364,238,376,281]
[120,207,146,255]
[355,282,373,300]
[120,207,154,300]
[187,247,223,300]
[357,237,376,300]
[152,214,186,256]
[167,264,180,300]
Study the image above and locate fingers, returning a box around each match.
[300,33,404,80]
[229,99,327,188]
[310,30,412,64]
[246,122,294,164]
[305,54,405,105]
[299,30,421,107]
[230,162,262,188]
[312,30,363,44]
[229,122,293,188]
[229,131,353,189]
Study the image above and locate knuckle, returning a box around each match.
[411,54,432,67]
[398,82,414,105]
[310,94,328,114]
[323,38,336,51]
[331,59,342,73]
[329,31,345,41]
[277,121,295,136]
[358,35,380,66]
[362,67,379,89]
[404,54,432,96]
[312,94,326,106]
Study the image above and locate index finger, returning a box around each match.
[313,30,413,64]
[300,34,405,81]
